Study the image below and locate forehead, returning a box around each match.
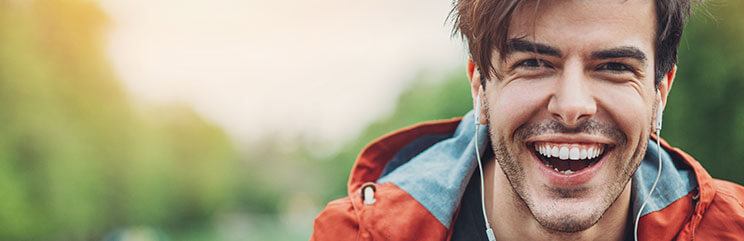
[508,0,656,56]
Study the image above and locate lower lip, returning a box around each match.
[531,149,607,186]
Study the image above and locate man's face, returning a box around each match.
[484,0,659,232]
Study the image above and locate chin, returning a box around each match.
[526,191,608,233]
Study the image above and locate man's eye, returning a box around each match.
[598,62,632,72]
[515,58,550,68]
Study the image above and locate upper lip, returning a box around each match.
[525,134,615,146]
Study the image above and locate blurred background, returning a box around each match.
[0,0,742,240]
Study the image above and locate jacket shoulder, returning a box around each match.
[311,182,450,240]
[694,179,744,239]
[311,197,360,241]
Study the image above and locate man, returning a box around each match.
[311,0,744,240]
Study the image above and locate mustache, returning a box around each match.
[514,119,627,144]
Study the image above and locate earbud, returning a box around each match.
[656,102,663,131]
[475,96,481,125]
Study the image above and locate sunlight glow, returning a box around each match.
[98,0,465,142]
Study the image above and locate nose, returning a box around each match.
[547,65,597,127]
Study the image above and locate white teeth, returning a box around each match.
[569,147,580,160]
[554,167,575,175]
[559,147,569,159]
[535,143,606,160]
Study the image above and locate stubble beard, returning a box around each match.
[487,115,648,233]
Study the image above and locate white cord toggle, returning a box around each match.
[362,184,376,205]
[486,228,496,241]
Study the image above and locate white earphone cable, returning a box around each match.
[475,123,497,241]
[633,129,663,241]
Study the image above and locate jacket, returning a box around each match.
[311,111,744,240]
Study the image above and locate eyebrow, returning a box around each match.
[507,39,648,64]
[590,47,647,64]
[508,39,562,57]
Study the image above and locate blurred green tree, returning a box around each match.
[665,1,744,184]
[0,1,241,239]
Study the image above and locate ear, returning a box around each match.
[467,59,487,124]
[467,59,479,100]
[657,65,676,111]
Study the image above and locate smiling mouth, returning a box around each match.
[531,142,612,175]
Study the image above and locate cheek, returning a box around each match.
[596,84,654,142]
[488,81,552,137]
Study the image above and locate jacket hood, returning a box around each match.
[345,110,715,238]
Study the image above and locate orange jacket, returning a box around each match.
[311,114,744,240]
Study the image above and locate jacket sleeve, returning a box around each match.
[310,196,360,241]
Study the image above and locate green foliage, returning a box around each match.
[0,1,241,239]
[665,0,744,184]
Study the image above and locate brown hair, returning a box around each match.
[450,0,694,86]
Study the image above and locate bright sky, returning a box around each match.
[98,0,465,143]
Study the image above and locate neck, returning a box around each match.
[483,157,631,241]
